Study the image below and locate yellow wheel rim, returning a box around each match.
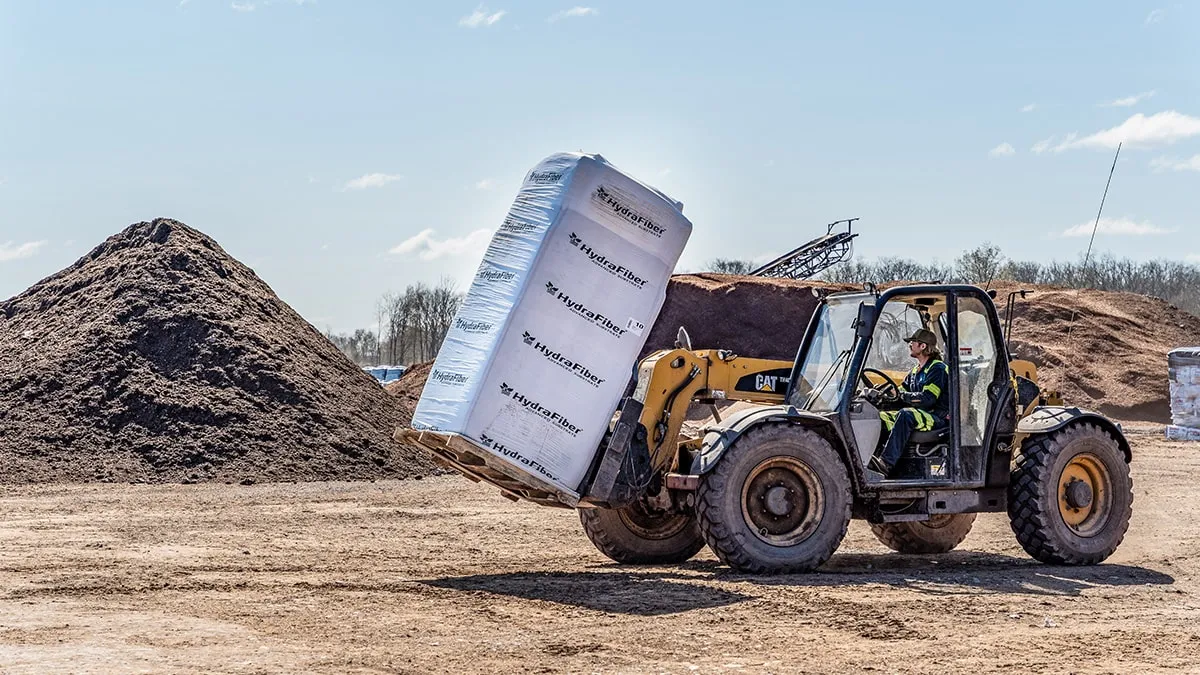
[1057,453,1113,537]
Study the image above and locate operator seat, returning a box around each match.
[908,428,950,444]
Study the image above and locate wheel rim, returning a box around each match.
[617,502,692,541]
[1057,452,1113,537]
[741,456,825,547]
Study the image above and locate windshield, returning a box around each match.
[791,293,871,412]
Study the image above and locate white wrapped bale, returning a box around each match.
[412,153,692,496]
[1169,348,1200,431]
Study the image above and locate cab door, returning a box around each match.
[950,291,1015,487]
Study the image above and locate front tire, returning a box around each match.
[1008,423,1133,565]
[579,502,705,565]
[696,424,852,573]
[870,514,976,554]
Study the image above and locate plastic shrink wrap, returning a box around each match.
[1167,347,1200,441]
[412,153,692,495]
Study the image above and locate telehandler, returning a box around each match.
[401,284,1133,573]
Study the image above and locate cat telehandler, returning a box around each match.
[405,284,1134,573]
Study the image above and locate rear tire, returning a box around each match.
[1008,423,1133,565]
[870,513,976,554]
[579,503,705,565]
[696,424,851,573]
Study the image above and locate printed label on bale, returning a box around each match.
[590,184,668,238]
[543,280,629,338]
[625,317,646,336]
[479,431,559,483]
[524,170,564,185]
[498,382,583,437]
[453,317,495,335]
[474,263,519,286]
[567,231,651,289]
[520,330,607,388]
[499,216,542,236]
[428,369,471,387]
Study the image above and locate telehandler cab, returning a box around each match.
[403,284,1133,573]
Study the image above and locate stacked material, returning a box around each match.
[1167,348,1200,441]
[411,153,692,496]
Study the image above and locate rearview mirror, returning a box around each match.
[854,302,876,339]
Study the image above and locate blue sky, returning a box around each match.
[2,1,1198,333]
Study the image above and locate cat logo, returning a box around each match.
[756,374,787,392]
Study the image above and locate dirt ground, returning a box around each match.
[1,427,1197,674]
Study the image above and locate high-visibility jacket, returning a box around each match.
[899,359,950,424]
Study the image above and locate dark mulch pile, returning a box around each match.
[641,274,852,360]
[0,218,437,484]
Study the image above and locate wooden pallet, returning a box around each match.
[395,428,579,508]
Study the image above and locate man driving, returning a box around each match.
[868,328,950,477]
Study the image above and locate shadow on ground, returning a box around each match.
[423,571,751,616]
[422,551,1173,615]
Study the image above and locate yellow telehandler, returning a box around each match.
[400,284,1132,573]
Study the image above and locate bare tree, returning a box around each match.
[955,243,1006,285]
[706,258,755,275]
[372,279,465,365]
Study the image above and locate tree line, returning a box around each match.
[324,278,462,367]
[708,244,1200,316]
[327,245,1200,367]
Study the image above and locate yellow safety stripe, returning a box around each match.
[911,408,935,431]
[923,383,942,398]
[880,411,897,431]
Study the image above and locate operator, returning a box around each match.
[867,328,950,477]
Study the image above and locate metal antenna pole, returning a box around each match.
[1065,142,1122,346]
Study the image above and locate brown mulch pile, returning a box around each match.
[648,275,1196,423]
[0,219,437,484]
[640,274,853,360]
[388,275,1200,428]
[384,361,432,413]
[1000,283,1200,422]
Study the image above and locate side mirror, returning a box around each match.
[675,326,693,350]
[854,302,876,339]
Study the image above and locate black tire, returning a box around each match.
[696,424,852,573]
[1008,422,1133,565]
[870,513,977,554]
[578,502,705,565]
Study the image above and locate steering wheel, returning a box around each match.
[860,368,902,402]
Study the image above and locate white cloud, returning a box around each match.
[474,178,495,190]
[1020,103,1037,113]
[231,2,256,11]
[1187,253,1200,264]
[0,240,47,262]
[341,173,403,191]
[459,5,506,27]
[389,228,494,261]
[1060,217,1174,238]
[549,6,597,21]
[1145,8,1165,24]
[1100,90,1156,108]
[1042,111,1200,152]
[1031,136,1057,154]
[988,142,1016,157]
[1150,154,1200,172]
